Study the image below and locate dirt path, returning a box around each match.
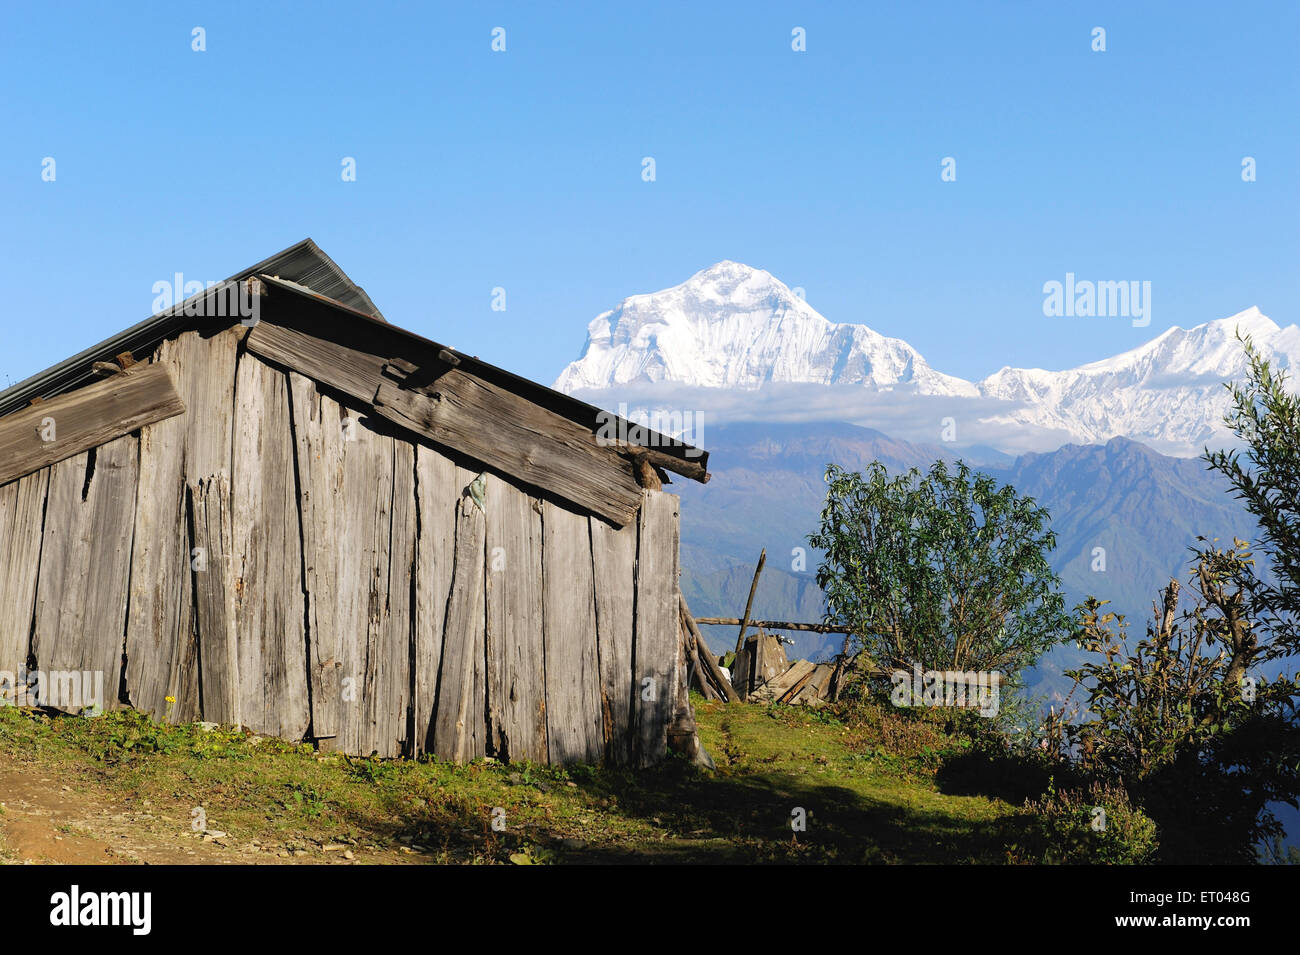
[0,756,420,866]
[0,764,252,864]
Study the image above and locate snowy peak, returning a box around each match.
[554,261,977,396]
[554,262,1297,457]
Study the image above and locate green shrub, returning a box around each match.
[1016,780,1158,864]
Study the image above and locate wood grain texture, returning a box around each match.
[634,491,680,766]
[286,373,343,739]
[413,445,458,755]
[542,499,604,765]
[485,476,547,762]
[30,435,138,714]
[375,377,641,527]
[231,352,310,740]
[0,468,50,680]
[125,329,239,723]
[187,472,240,726]
[246,320,642,525]
[433,473,487,762]
[591,515,638,765]
[0,364,184,487]
[293,378,416,758]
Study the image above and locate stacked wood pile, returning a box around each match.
[679,605,838,707]
[0,244,711,768]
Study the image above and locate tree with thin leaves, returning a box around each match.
[1204,334,1300,654]
[809,460,1069,686]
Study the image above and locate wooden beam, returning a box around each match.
[246,320,644,526]
[374,377,641,526]
[733,549,766,655]
[679,595,741,703]
[610,442,709,484]
[695,617,854,634]
[0,364,184,488]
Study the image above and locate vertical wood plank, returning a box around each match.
[634,491,680,766]
[433,471,486,762]
[125,328,239,722]
[0,468,50,683]
[591,514,638,765]
[287,373,344,740]
[292,376,415,759]
[413,445,457,755]
[542,499,603,765]
[486,477,547,762]
[187,472,240,726]
[231,352,309,740]
[31,435,138,714]
[375,438,416,757]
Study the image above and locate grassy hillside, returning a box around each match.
[0,701,1039,865]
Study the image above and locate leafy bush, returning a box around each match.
[1015,780,1158,865]
[809,460,1068,688]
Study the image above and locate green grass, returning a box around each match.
[0,698,1035,864]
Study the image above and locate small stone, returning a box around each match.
[322,843,347,852]
[343,850,355,860]
[292,849,308,858]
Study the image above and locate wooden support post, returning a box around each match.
[680,595,740,703]
[733,548,766,655]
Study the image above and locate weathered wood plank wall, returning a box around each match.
[232,351,311,741]
[485,476,547,762]
[31,436,138,714]
[542,499,604,765]
[0,328,684,765]
[634,491,681,766]
[187,473,240,725]
[0,468,49,684]
[126,329,239,723]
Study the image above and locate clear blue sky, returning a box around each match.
[2,1,1296,390]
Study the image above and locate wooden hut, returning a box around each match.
[0,239,710,765]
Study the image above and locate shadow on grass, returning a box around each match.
[357,757,1033,865]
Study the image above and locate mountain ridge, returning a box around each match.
[556,262,1298,457]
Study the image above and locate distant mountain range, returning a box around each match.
[556,261,1299,457]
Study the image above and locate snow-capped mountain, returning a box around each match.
[553,261,976,397]
[554,262,1299,457]
[977,307,1299,452]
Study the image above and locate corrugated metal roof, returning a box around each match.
[0,239,383,418]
